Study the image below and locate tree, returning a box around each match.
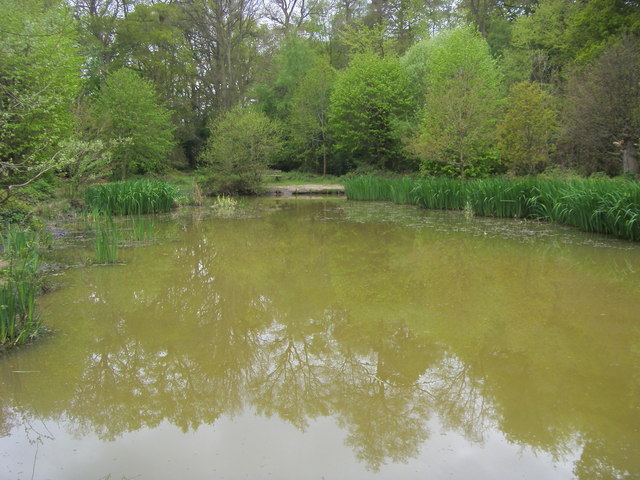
[181,0,261,114]
[257,35,320,121]
[112,3,199,165]
[262,0,324,34]
[504,0,577,85]
[0,0,82,201]
[497,81,557,175]
[288,57,336,174]
[200,108,282,194]
[68,0,149,90]
[92,68,175,179]
[329,53,415,172]
[564,0,640,64]
[563,36,640,176]
[409,27,503,178]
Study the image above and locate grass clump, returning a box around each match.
[0,228,48,348]
[344,176,640,241]
[212,195,239,215]
[86,180,179,216]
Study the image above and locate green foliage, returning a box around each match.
[0,199,33,227]
[504,0,639,84]
[507,0,576,83]
[112,3,197,165]
[497,81,558,175]
[59,138,119,198]
[258,36,320,121]
[92,215,119,264]
[200,108,282,195]
[400,38,432,106]
[345,176,640,241]
[409,26,503,178]
[563,36,640,176]
[339,21,394,58]
[565,0,640,63]
[288,57,336,174]
[0,0,82,182]
[329,53,415,171]
[419,150,505,179]
[85,180,179,216]
[0,227,47,347]
[92,68,176,179]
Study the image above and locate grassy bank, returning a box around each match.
[345,176,640,241]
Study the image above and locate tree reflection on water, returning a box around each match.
[1,200,639,479]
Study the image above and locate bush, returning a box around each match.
[199,108,282,195]
[0,198,33,226]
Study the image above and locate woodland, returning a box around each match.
[1,0,639,203]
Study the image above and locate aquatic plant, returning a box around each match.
[212,195,239,215]
[129,215,154,242]
[93,215,119,264]
[343,176,393,202]
[86,180,179,216]
[344,176,640,241]
[0,228,46,347]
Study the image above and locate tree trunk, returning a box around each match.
[622,138,639,175]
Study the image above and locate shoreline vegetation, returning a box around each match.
[345,176,640,241]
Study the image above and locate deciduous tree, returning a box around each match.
[92,68,175,179]
[409,27,502,178]
[497,81,557,175]
[0,0,82,200]
[329,53,415,171]
[563,36,640,176]
[288,57,336,174]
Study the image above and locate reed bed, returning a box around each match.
[86,180,179,216]
[344,176,640,241]
[0,228,46,346]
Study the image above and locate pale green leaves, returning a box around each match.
[92,68,175,179]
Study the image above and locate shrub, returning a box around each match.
[199,108,282,195]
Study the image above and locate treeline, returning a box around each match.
[1,0,640,197]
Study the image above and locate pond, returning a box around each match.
[1,198,640,480]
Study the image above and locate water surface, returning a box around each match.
[1,198,640,480]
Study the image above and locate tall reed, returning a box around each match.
[0,228,45,347]
[129,215,154,242]
[93,215,119,264]
[344,176,640,241]
[86,180,179,216]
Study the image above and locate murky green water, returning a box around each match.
[2,198,640,480]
